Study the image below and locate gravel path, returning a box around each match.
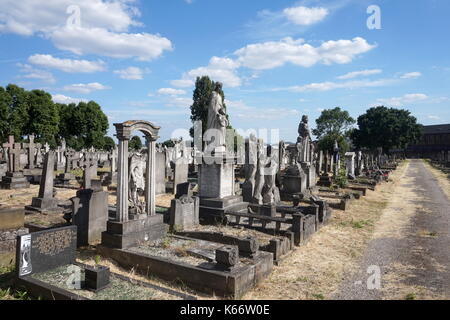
[335,160,450,300]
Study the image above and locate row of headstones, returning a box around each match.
[0,135,118,176]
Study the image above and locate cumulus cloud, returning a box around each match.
[283,6,329,25]
[235,37,376,70]
[52,94,87,104]
[400,72,422,79]
[171,56,241,88]
[337,69,382,80]
[63,82,110,94]
[114,66,148,80]
[158,88,187,95]
[17,63,55,83]
[0,0,139,35]
[0,1,172,61]
[28,54,105,73]
[376,93,428,107]
[51,26,172,61]
[276,78,395,93]
[227,100,300,120]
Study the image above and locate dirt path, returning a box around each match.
[335,160,450,300]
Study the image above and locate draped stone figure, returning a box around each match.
[128,153,146,214]
[206,82,229,152]
[297,115,310,162]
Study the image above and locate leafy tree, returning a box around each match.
[312,107,355,153]
[26,90,59,147]
[351,106,422,153]
[5,84,29,141]
[189,76,228,137]
[129,136,143,151]
[59,101,109,150]
[0,87,10,142]
[103,136,116,151]
[162,139,175,148]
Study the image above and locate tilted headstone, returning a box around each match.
[26,151,61,213]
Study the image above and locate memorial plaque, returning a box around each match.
[16,226,77,277]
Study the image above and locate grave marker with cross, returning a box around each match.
[22,134,39,169]
[2,135,22,172]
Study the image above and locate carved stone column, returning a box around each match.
[145,136,156,216]
[116,136,129,222]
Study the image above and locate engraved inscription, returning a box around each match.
[33,229,75,256]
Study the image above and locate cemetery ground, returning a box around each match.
[1,159,448,300]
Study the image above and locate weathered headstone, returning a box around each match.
[1,136,30,189]
[345,152,356,179]
[155,151,166,195]
[0,207,28,267]
[25,151,62,213]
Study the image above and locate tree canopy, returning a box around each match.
[313,107,355,154]
[351,106,422,152]
[129,135,143,151]
[0,84,112,150]
[189,76,228,137]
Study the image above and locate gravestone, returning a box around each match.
[16,226,77,277]
[1,136,30,189]
[172,158,188,195]
[155,152,166,195]
[0,207,28,267]
[22,134,39,170]
[345,152,356,179]
[70,164,108,246]
[169,195,200,230]
[25,151,62,213]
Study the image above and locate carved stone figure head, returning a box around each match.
[214,82,223,92]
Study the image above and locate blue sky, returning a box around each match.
[0,0,449,143]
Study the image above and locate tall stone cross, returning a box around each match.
[82,153,97,189]
[22,134,37,169]
[2,135,22,172]
[64,149,75,173]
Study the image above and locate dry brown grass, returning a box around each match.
[381,262,447,300]
[242,161,409,300]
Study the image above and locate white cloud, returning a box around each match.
[0,1,172,62]
[337,69,382,80]
[281,78,395,92]
[165,97,193,108]
[400,72,422,79]
[427,115,440,120]
[17,63,55,83]
[52,94,87,104]
[28,54,105,73]
[51,26,172,61]
[171,56,241,88]
[227,100,300,120]
[114,66,148,80]
[235,37,376,70]
[0,0,140,35]
[158,88,187,96]
[376,93,428,107]
[63,82,110,94]
[283,6,328,25]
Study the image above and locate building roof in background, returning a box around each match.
[422,124,450,135]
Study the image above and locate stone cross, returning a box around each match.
[22,134,37,169]
[44,143,50,153]
[2,135,22,172]
[82,153,97,189]
[64,149,75,173]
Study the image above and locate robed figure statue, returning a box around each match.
[206,82,229,152]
